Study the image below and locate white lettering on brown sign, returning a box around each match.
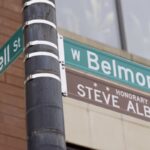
[66,69,150,121]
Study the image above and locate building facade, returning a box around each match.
[0,0,150,150]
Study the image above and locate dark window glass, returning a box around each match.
[67,143,94,150]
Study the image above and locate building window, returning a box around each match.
[56,0,121,49]
[120,0,150,59]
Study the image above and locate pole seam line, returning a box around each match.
[24,51,59,61]
[24,19,56,29]
[24,0,55,8]
[25,40,58,50]
[27,105,63,114]
[25,73,60,84]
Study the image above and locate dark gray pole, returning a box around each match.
[23,0,66,150]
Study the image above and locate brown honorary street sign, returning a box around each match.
[66,69,150,121]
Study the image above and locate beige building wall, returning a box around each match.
[64,97,150,150]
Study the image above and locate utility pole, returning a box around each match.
[23,0,66,150]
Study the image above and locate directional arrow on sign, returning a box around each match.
[0,27,24,75]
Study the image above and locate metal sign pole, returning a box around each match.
[23,0,66,149]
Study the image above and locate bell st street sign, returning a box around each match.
[67,69,150,122]
[64,38,150,93]
[0,27,23,74]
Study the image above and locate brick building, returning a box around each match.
[0,1,26,150]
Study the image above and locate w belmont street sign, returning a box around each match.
[2,28,149,93]
[0,27,23,74]
[64,38,150,93]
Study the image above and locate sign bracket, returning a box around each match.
[58,34,68,96]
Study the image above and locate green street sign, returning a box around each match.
[0,27,23,74]
[64,38,150,93]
